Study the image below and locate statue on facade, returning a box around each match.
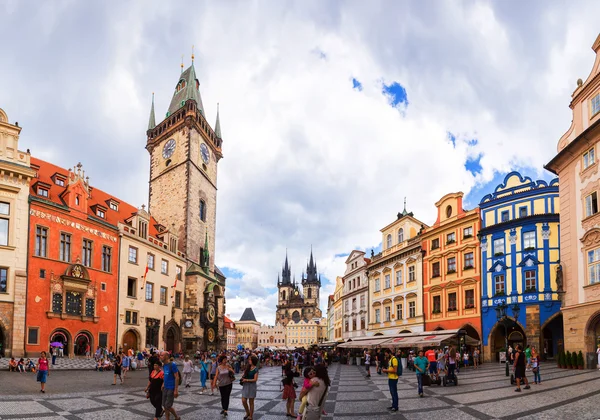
[556,263,563,292]
[371,249,375,258]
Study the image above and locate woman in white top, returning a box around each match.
[182,355,194,388]
[364,351,371,378]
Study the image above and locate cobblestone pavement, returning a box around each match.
[0,357,97,370]
[0,362,598,419]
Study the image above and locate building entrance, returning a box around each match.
[74,332,92,356]
[50,330,70,357]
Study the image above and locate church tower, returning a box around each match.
[302,249,321,312]
[146,59,225,351]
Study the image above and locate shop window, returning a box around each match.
[432,296,441,313]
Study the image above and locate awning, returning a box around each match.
[337,337,390,348]
[412,333,480,348]
[379,335,423,347]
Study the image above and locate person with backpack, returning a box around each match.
[160,351,181,420]
[382,348,400,412]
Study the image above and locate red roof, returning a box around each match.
[30,157,162,236]
[224,316,235,329]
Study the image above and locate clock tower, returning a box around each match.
[146,61,226,351]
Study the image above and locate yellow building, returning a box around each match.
[0,107,36,357]
[286,318,326,348]
[117,207,186,353]
[236,308,260,349]
[257,324,286,349]
[368,207,428,335]
[479,172,561,362]
[333,276,344,341]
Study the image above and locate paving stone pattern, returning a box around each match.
[0,362,598,419]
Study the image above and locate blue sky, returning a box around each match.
[0,1,598,324]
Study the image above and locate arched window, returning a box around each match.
[282,290,286,300]
[386,234,392,249]
[308,288,312,298]
[398,228,404,243]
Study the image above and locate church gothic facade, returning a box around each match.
[276,251,323,326]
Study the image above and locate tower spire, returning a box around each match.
[191,45,195,63]
[181,55,184,73]
[148,93,156,130]
[202,231,210,273]
[215,103,222,138]
[402,197,408,216]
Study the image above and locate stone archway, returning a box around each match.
[541,312,564,360]
[163,320,181,354]
[584,310,600,368]
[74,330,93,356]
[50,329,72,357]
[460,323,481,342]
[487,321,527,362]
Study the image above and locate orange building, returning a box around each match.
[421,192,482,343]
[26,159,120,357]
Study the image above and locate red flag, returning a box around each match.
[170,276,178,299]
[140,264,149,290]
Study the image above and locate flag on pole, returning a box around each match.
[140,264,149,289]
[170,276,178,299]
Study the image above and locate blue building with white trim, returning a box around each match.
[479,172,563,362]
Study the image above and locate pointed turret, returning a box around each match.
[303,247,320,285]
[215,103,222,139]
[148,93,156,130]
[202,231,210,274]
[280,251,292,285]
[167,63,205,117]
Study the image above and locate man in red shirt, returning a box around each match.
[425,348,438,379]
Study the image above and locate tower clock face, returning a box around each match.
[162,139,176,159]
[207,305,216,323]
[200,143,210,164]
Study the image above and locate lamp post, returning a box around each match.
[495,301,520,377]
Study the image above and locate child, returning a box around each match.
[26,359,36,372]
[297,366,319,420]
[17,358,25,373]
[463,352,469,369]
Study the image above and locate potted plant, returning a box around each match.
[557,351,563,368]
[566,351,571,369]
[572,352,579,370]
[578,351,584,369]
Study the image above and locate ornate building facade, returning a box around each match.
[116,205,186,353]
[26,159,120,357]
[257,324,286,349]
[146,62,226,351]
[546,33,600,368]
[479,172,562,363]
[333,276,344,341]
[422,192,482,343]
[0,107,35,357]
[368,207,427,335]
[236,308,260,349]
[342,250,370,340]
[275,251,322,326]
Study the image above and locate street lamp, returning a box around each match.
[495,301,520,376]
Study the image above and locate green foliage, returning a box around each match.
[558,351,563,366]
[578,351,584,368]
[571,351,578,368]
[566,351,572,367]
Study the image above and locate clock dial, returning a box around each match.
[200,143,210,164]
[207,328,215,343]
[207,306,216,323]
[162,139,176,159]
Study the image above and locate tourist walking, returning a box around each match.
[36,351,50,393]
[382,348,399,412]
[282,361,297,418]
[513,344,531,392]
[241,355,259,420]
[364,351,371,377]
[448,346,457,381]
[597,344,600,370]
[182,355,194,388]
[122,353,130,378]
[531,347,541,384]
[148,350,159,379]
[145,361,164,420]
[213,355,235,417]
[210,355,218,396]
[161,351,181,420]
[299,364,329,420]
[473,348,480,369]
[113,355,123,385]
[413,350,429,397]
[200,354,209,394]
[525,345,532,371]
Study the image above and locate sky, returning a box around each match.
[1,0,599,325]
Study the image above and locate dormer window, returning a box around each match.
[55,178,65,187]
[176,79,186,92]
[96,209,105,219]
[109,202,118,211]
[37,187,48,197]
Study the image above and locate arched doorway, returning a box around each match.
[74,331,92,356]
[123,330,139,352]
[585,311,600,368]
[166,328,175,352]
[489,321,526,361]
[541,313,564,360]
[461,324,481,342]
[434,326,445,331]
[50,329,70,357]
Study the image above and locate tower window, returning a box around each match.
[308,288,312,298]
[200,199,206,222]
